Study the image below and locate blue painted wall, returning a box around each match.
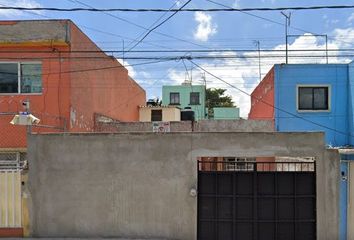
[274,64,349,147]
[348,62,354,146]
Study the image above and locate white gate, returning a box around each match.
[0,152,22,228]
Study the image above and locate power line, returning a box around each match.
[65,0,174,51]
[66,0,209,50]
[189,60,354,138]
[2,5,354,12]
[206,0,354,46]
[2,54,352,60]
[2,48,354,53]
[124,0,180,50]
[0,59,175,77]
[126,0,192,52]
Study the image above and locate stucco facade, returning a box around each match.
[249,63,353,240]
[0,20,145,148]
[162,84,206,120]
[139,106,181,122]
[27,132,339,239]
[249,64,349,146]
[213,107,240,120]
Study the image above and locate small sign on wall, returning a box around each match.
[152,122,170,133]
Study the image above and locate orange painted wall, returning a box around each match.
[248,67,275,123]
[0,44,71,148]
[68,22,145,131]
[0,20,145,147]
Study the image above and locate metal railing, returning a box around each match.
[198,160,315,172]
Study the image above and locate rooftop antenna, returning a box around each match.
[253,40,261,82]
[122,40,125,66]
[281,11,291,64]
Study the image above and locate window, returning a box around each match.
[151,110,162,121]
[224,157,255,171]
[190,92,200,105]
[298,86,329,110]
[170,92,180,105]
[0,63,42,94]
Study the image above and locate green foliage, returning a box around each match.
[206,88,235,118]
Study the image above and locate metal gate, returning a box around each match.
[0,152,23,229]
[198,161,316,240]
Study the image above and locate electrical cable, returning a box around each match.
[65,0,209,49]
[206,0,354,46]
[124,0,180,49]
[189,59,354,138]
[2,5,354,12]
[126,0,192,52]
[3,48,354,53]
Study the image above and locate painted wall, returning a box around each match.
[0,43,71,148]
[348,61,354,145]
[95,118,274,133]
[28,132,339,239]
[162,85,206,120]
[274,64,349,147]
[68,22,145,131]
[139,107,181,122]
[248,67,275,121]
[213,107,240,120]
[0,20,145,147]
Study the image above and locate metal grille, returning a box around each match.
[0,152,26,170]
[197,161,316,240]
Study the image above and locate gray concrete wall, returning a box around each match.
[194,119,273,132]
[0,20,69,43]
[28,132,338,239]
[95,119,274,132]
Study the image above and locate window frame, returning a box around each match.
[0,61,42,95]
[151,109,163,122]
[169,92,180,105]
[189,92,200,105]
[224,157,255,171]
[296,84,331,112]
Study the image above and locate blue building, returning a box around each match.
[249,62,354,240]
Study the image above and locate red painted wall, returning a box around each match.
[0,20,145,147]
[248,67,275,123]
[0,228,23,237]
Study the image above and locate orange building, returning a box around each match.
[0,19,146,149]
[248,66,274,123]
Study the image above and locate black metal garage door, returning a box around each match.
[197,161,316,240]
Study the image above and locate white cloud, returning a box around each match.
[348,13,354,23]
[116,58,136,78]
[232,0,240,8]
[167,31,354,118]
[193,12,217,42]
[261,0,276,3]
[0,0,42,17]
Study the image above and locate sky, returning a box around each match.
[1,0,354,117]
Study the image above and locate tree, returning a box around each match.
[205,88,235,118]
